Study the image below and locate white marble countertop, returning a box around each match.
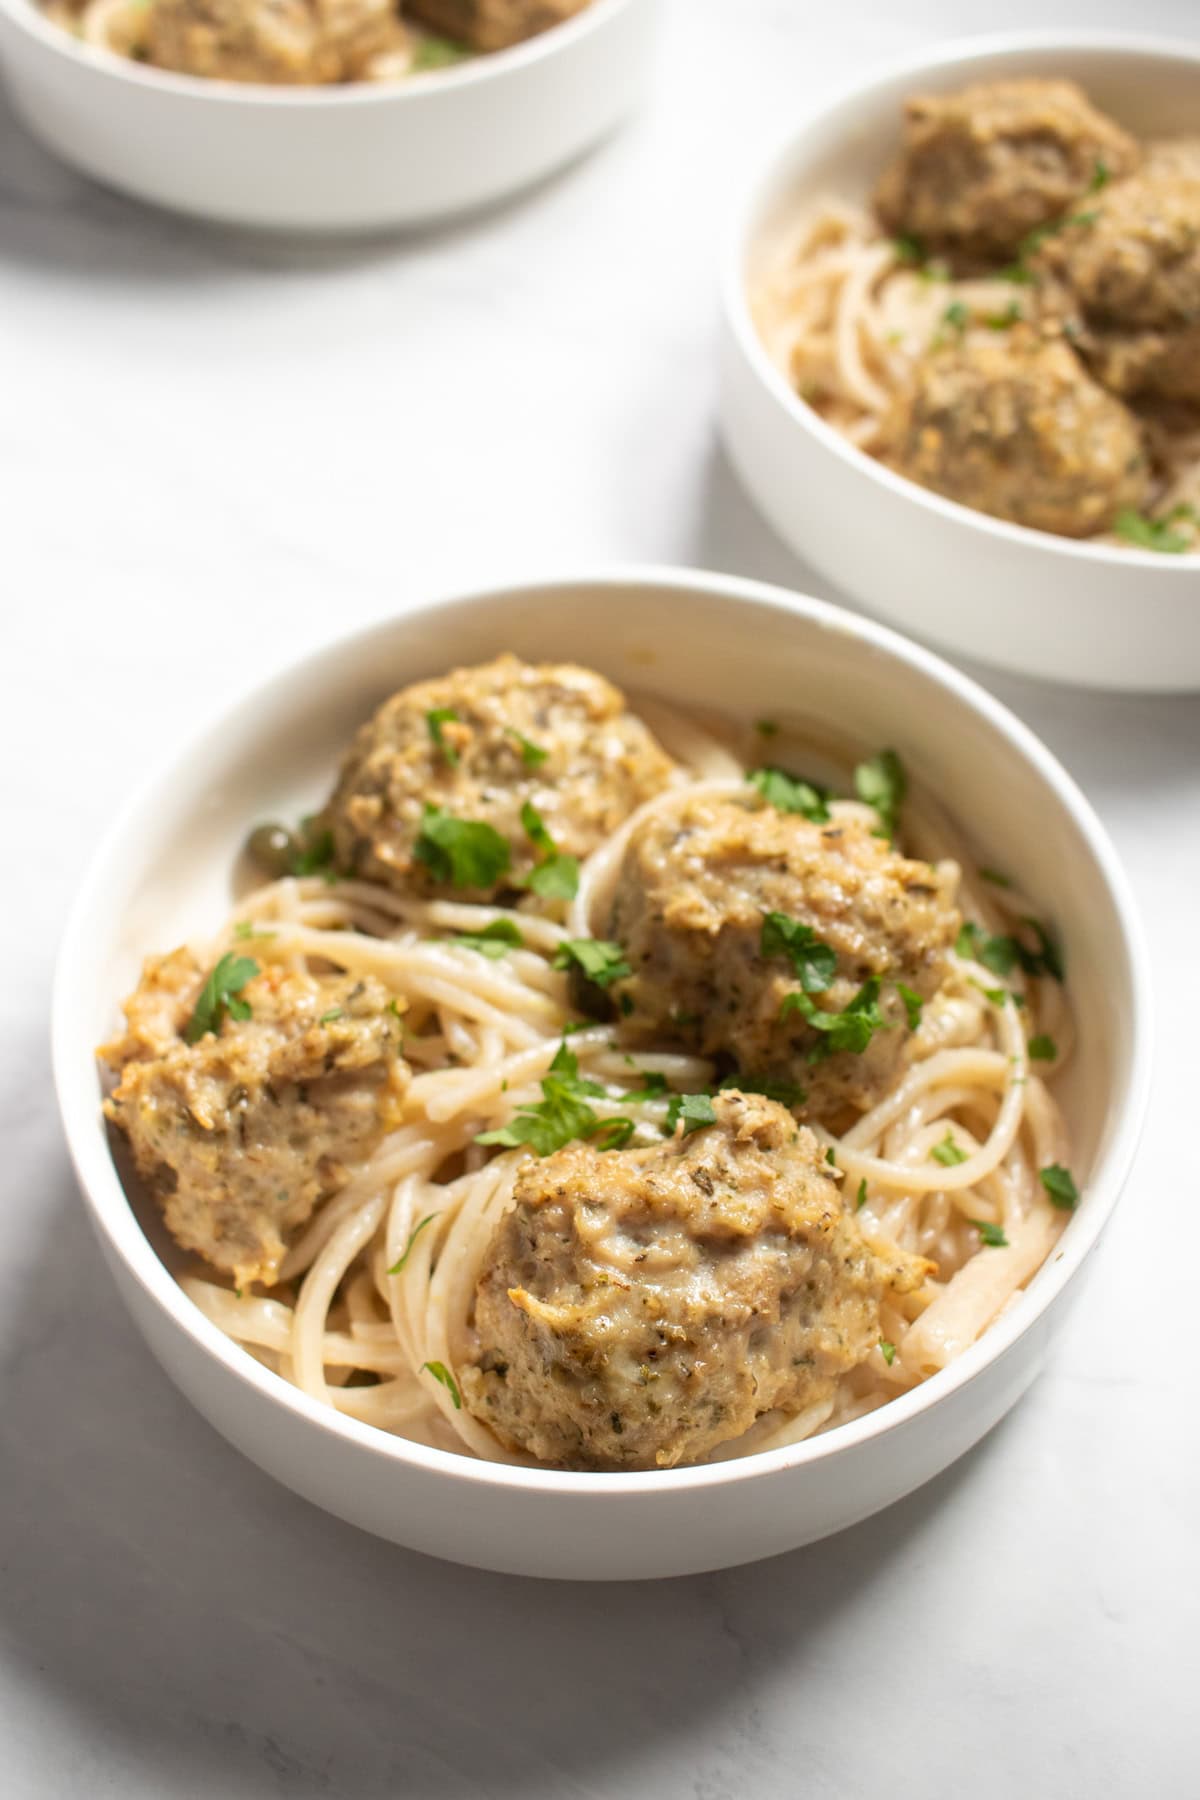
[2,0,1199,1793]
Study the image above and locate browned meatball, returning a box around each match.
[875,78,1139,260]
[464,1091,929,1470]
[1034,145,1200,403]
[606,795,959,1126]
[407,0,587,54]
[147,0,405,84]
[100,948,408,1286]
[882,329,1149,536]
[327,654,678,900]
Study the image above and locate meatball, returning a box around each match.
[100,947,408,1286]
[464,1091,929,1470]
[1034,147,1200,403]
[882,329,1149,537]
[606,795,959,1126]
[406,0,588,55]
[327,654,678,900]
[875,78,1139,260]
[146,0,405,85]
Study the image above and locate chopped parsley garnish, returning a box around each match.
[233,921,275,941]
[520,801,579,901]
[452,918,524,958]
[665,1092,717,1136]
[761,912,837,993]
[781,977,889,1058]
[1089,158,1110,192]
[414,806,511,890]
[879,1339,896,1366]
[825,1146,838,1167]
[411,32,470,71]
[940,300,970,335]
[719,1073,806,1108]
[1040,1164,1079,1210]
[388,1213,438,1275]
[1028,1034,1058,1062]
[426,706,461,766]
[624,1070,670,1103]
[477,1044,629,1158]
[896,982,923,1031]
[589,1117,637,1151]
[318,1007,344,1024]
[893,232,926,265]
[931,1131,968,1167]
[507,728,548,767]
[553,939,631,988]
[292,826,337,879]
[184,954,258,1044]
[854,749,906,839]
[749,766,831,822]
[957,918,1062,983]
[857,1179,868,1210]
[980,867,1012,889]
[971,978,1024,1008]
[421,1360,461,1408]
[971,1219,1009,1248]
[1114,508,1196,555]
[985,303,1023,330]
[755,718,780,738]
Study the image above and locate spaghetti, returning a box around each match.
[141,706,1077,1469]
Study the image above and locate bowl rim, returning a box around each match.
[0,0,639,106]
[53,566,1155,1500]
[722,27,1200,575]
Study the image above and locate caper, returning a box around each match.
[246,822,298,878]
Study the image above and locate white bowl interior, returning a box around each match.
[54,574,1151,1571]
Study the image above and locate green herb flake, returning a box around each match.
[665,1093,717,1136]
[985,303,1023,330]
[893,232,926,266]
[879,1339,897,1366]
[896,982,923,1031]
[825,1146,838,1168]
[453,918,524,958]
[421,1360,461,1407]
[940,300,970,337]
[755,719,780,738]
[1028,1034,1058,1062]
[292,826,337,880]
[1089,158,1110,192]
[414,806,511,891]
[1040,1164,1079,1210]
[761,912,837,993]
[318,1007,344,1024]
[519,801,580,901]
[749,767,831,822]
[411,31,470,71]
[233,920,275,941]
[477,1043,629,1158]
[624,1070,670,1104]
[980,868,1012,889]
[854,749,906,839]
[1114,509,1194,555]
[426,706,461,766]
[931,1131,968,1168]
[718,1073,806,1108]
[553,938,631,989]
[857,1179,868,1211]
[781,976,889,1058]
[184,954,259,1044]
[507,728,548,767]
[971,1218,1009,1248]
[388,1213,439,1275]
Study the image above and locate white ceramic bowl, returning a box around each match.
[719,33,1200,693]
[53,570,1151,1580]
[0,0,657,230]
